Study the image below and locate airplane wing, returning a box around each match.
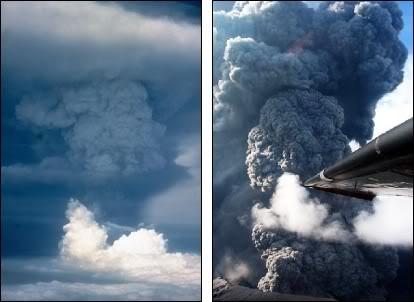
[304,118,413,201]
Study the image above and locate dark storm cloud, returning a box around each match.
[1,1,200,120]
[110,1,201,24]
[1,1,200,176]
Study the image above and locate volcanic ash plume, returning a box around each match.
[246,89,349,191]
[214,1,407,143]
[213,1,408,300]
[16,80,166,175]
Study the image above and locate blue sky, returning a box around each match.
[1,1,200,300]
[399,1,413,51]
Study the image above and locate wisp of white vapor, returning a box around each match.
[216,253,250,283]
[252,173,350,241]
[253,173,413,246]
[353,195,413,246]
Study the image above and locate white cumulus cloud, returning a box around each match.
[60,199,201,287]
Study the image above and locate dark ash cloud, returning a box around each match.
[213,1,408,300]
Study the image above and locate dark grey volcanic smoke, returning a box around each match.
[214,1,407,143]
[247,88,349,191]
[252,225,399,300]
[213,1,409,300]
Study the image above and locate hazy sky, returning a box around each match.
[1,1,201,300]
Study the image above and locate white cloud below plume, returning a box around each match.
[1,199,201,301]
[59,199,200,287]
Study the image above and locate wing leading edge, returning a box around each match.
[304,118,413,201]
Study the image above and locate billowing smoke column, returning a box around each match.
[213,1,408,300]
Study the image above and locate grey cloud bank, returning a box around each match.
[2,281,199,301]
[1,1,200,131]
[144,136,201,226]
